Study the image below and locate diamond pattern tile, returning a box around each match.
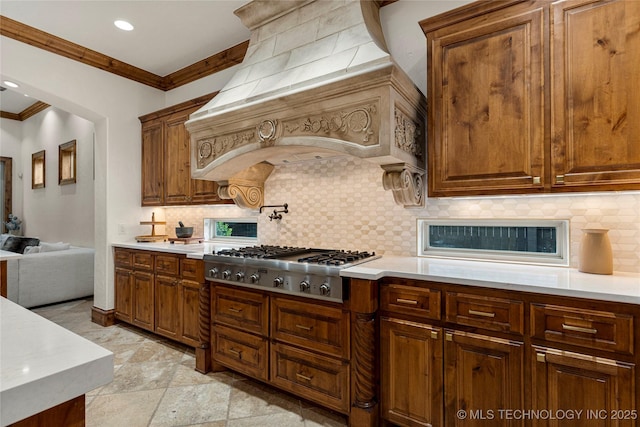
[165,157,640,273]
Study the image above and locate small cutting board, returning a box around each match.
[168,237,204,244]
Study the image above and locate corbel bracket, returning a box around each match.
[381,163,425,208]
[216,162,275,210]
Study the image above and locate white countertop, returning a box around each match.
[0,298,113,426]
[112,241,239,259]
[110,242,640,304]
[341,256,640,304]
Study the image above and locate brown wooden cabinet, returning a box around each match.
[113,247,207,350]
[155,274,180,340]
[114,248,154,330]
[532,347,635,427]
[378,278,638,427]
[380,281,524,427]
[444,330,524,427]
[139,94,230,206]
[380,317,443,427]
[132,270,155,330]
[420,0,640,197]
[210,284,352,414]
[550,0,640,190]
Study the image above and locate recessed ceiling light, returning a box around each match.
[114,20,134,31]
[3,81,19,88]
[24,94,30,97]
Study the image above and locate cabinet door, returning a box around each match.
[191,179,222,204]
[155,275,180,340]
[444,330,524,427]
[380,317,443,427]
[114,267,133,322]
[141,121,164,206]
[550,0,640,190]
[532,346,635,427]
[132,271,154,331]
[181,280,201,347]
[164,114,192,205]
[425,6,545,196]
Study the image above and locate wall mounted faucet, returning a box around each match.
[259,203,289,221]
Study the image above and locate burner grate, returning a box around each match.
[298,250,375,266]
[216,245,310,259]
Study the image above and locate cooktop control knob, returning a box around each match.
[235,271,245,281]
[208,267,219,277]
[250,273,260,284]
[222,270,232,280]
[299,280,310,292]
[273,277,284,288]
[319,283,331,296]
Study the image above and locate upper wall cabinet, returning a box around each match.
[139,94,232,207]
[421,0,640,197]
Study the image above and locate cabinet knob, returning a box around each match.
[556,175,565,184]
[533,176,541,184]
[445,332,453,341]
[536,353,546,363]
[430,330,439,340]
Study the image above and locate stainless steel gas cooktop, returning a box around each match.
[203,245,379,302]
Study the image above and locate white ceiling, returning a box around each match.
[0,0,252,114]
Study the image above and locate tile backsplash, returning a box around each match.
[166,156,640,273]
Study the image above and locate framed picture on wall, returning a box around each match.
[32,150,45,189]
[59,140,77,185]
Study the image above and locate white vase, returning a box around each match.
[578,229,613,275]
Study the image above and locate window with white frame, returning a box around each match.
[204,218,258,243]
[418,219,569,266]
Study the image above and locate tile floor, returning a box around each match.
[32,298,348,427]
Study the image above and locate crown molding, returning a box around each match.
[0,15,248,92]
[1,101,50,121]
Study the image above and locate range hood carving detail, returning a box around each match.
[187,0,427,208]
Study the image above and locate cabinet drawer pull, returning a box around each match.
[468,309,496,318]
[396,298,418,305]
[227,307,243,313]
[228,348,242,358]
[296,372,313,381]
[562,324,597,334]
[536,353,546,363]
[295,324,313,331]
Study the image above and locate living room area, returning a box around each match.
[1,104,97,307]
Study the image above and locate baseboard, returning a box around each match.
[91,306,115,327]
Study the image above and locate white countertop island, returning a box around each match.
[0,298,113,426]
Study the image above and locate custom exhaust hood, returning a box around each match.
[186,0,426,209]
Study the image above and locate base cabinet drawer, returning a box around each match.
[213,325,268,381]
[446,292,524,335]
[271,297,349,359]
[531,303,634,355]
[381,283,442,321]
[212,285,269,336]
[270,342,349,413]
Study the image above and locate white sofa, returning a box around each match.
[5,245,94,308]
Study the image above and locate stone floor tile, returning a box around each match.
[228,380,302,419]
[227,411,306,427]
[86,388,165,427]
[99,359,178,394]
[150,382,232,426]
[301,406,348,426]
